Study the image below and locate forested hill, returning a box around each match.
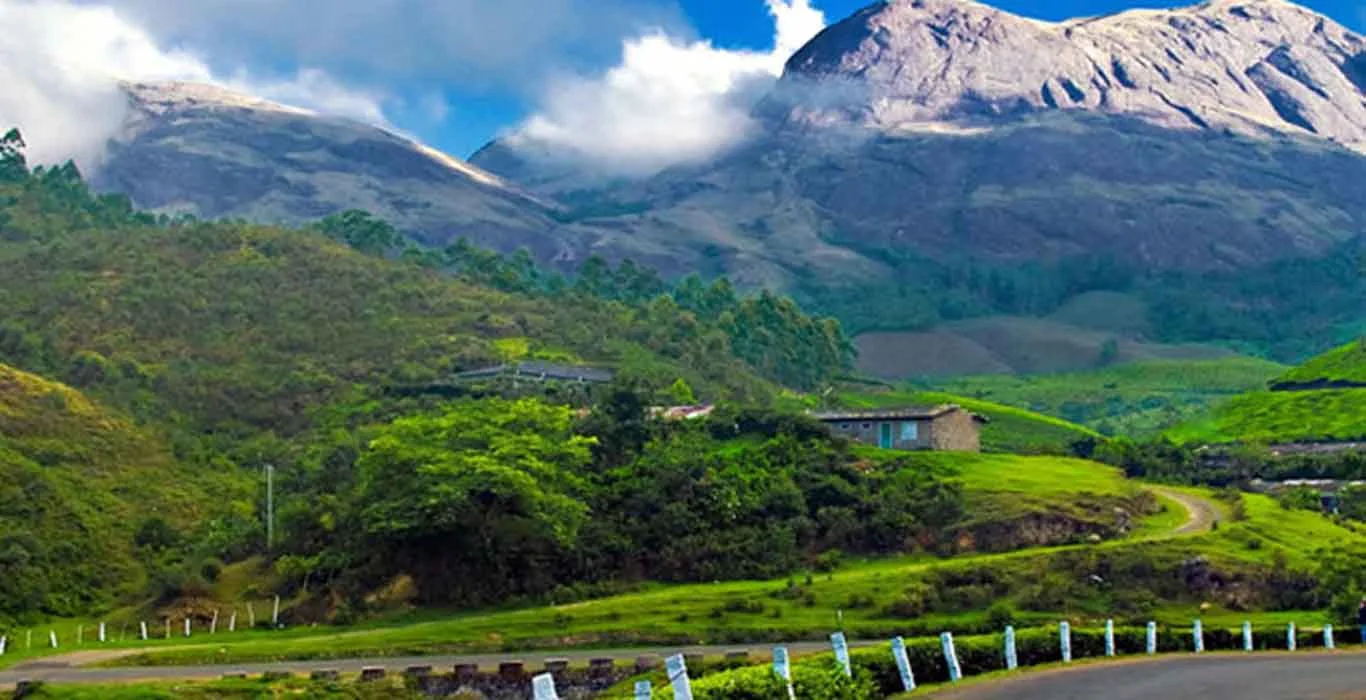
[0,129,849,441]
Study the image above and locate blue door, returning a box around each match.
[879,422,893,449]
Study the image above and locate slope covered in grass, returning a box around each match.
[1168,389,1366,445]
[0,364,235,624]
[1274,339,1366,388]
[935,357,1287,437]
[829,388,1099,453]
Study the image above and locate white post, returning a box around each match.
[1060,621,1072,663]
[0,636,7,656]
[229,610,237,633]
[532,673,559,700]
[1147,622,1158,655]
[774,646,798,700]
[48,630,57,649]
[98,622,106,643]
[1004,626,1018,670]
[1243,622,1253,651]
[941,632,962,682]
[1325,624,1335,650]
[665,654,693,700]
[272,595,281,627]
[1105,619,1116,657]
[1193,619,1204,653]
[184,618,191,638]
[831,632,852,677]
[139,621,148,641]
[891,637,916,692]
[634,681,652,700]
[1289,623,1297,651]
[211,610,219,635]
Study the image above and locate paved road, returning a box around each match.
[930,652,1366,699]
[1149,486,1221,534]
[0,641,846,688]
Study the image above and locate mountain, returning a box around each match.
[91,82,592,261]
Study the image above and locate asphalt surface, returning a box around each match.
[930,651,1366,699]
[0,641,845,688]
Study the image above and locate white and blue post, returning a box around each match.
[1325,624,1336,650]
[665,654,694,700]
[1146,622,1158,655]
[1288,623,1297,651]
[532,673,560,700]
[941,632,963,683]
[634,681,652,700]
[892,637,917,692]
[774,646,797,700]
[1243,621,1253,652]
[1193,619,1204,653]
[1004,626,1018,671]
[1060,621,1072,663]
[1105,619,1116,657]
[831,632,852,678]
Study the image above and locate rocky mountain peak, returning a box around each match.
[778,0,1366,150]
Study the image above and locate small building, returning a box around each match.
[809,405,986,453]
[449,361,615,385]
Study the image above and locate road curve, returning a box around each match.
[929,651,1366,699]
[1149,486,1220,535]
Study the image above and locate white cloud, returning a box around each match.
[0,0,388,170]
[510,0,827,176]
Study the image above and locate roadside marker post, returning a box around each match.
[164,619,171,640]
[1325,624,1335,650]
[185,618,192,638]
[248,603,256,628]
[25,630,31,651]
[634,681,652,700]
[1193,619,1204,653]
[774,646,797,700]
[665,653,694,700]
[48,630,57,649]
[1289,623,1297,651]
[1146,622,1157,655]
[831,632,852,677]
[229,610,237,633]
[891,637,917,691]
[139,621,148,641]
[1105,619,1116,657]
[1243,622,1253,651]
[531,673,559,700]
[211,610,219,635]
[98,622,106,643]
[1003,626,1018,671]
[273,595,281,627]
[1,635,7,656]
[1059,621,1072,663]
[941,632,963,683]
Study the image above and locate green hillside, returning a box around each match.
[823,388,1100,454]
[1168,339,1366,444]
[934,357,1287,437]
[0,363,236,624]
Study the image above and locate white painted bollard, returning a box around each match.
[229,611,237,633]
[1193,619,1204,653]
[1,635,7,656]
[1289,623,1297,651]
[1243,621,1253,651]
[1147,622,1158,655]
[831,632,852,677]
[139,621,148,641]
[532,673,559,700]
[1325,624,1335,650]
[891,637,917,692]
[272,595,281,627]
[1060,621,1072,663]
[211,610,219,635]
[184,618,191,638]
[1004,626,1018,671]
[634,681,652,700]
[48,630,57,649]
[1105,619,1116,657]
[665,654,693,700]
[774,646,797,700]
[941,632,962,683]
[98,622,106,643]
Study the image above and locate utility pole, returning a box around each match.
[265,463,275,551]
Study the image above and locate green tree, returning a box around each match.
[0,129,26,182]
[314,210,402,256]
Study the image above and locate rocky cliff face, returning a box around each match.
[777,0,1366,148]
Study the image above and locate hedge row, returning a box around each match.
[671,623,1355,699]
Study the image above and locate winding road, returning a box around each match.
[929,651,1366,699]
[1149,486,1221,535]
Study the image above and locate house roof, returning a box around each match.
[809,405,988,423]
[649,404,717,420]
[451,361,615,384]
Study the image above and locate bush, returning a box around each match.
[986,602,1017,629]
[666,661,877,700]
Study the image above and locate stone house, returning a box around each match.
[810,405,986,452]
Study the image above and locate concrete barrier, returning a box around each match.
[310,670,340,681]
[404,665,433,679]
[359,667,386,682]
[261,671,293,682]
[454,662,479,679]
[499,661,526,679]
[544,658,570,674]
[589,658,615,675]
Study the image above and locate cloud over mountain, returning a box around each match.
[507,0,828,176]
